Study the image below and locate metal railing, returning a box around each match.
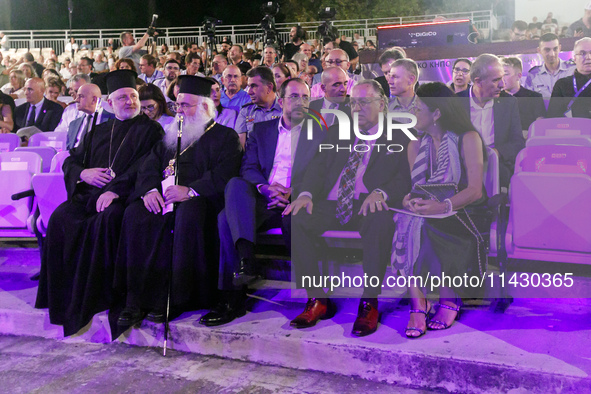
[1,9,492,55]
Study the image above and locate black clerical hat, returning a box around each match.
[105,69,138,95]
[177,75,214,97]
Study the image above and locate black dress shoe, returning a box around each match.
[146,310,166,324]
[117,308,146,326]
[199,301,246,327]
[232,258,257,287]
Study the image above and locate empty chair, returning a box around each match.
[28,132,68,152]
[506,144,591,264]
[0,151,42,234]
[527,117,591,139]
[50,150,70,173]
[15,146,57,173]
[0,133,20,152]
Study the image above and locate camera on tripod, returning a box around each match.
[317,7,339,43]
[257,2,282,52]
[203,17,223,38]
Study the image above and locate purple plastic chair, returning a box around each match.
[506,145,591,264]
[15,146,57,173]
[0,151,42,236]
[0,133,20,153]
[30,151,70,234]
[527,117,591,140]
[28,132,68,152]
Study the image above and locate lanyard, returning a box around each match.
[566,74,591,113]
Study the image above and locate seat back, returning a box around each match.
[484,147,499,198]
[527,117,591,139]
[15,146,57,173]
[511,173,591,253]
[509,144,591,256]
[31,173,67,232]
[28,132,68,152]
[50,151,70,173]
[0,151,41,228]
[0,133,20,153]
[514,145,591,175]
[526,135,591,148]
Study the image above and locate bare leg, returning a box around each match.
[428,287,461,330]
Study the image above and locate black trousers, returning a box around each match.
[291,198,395,299]
[218,177,291,290]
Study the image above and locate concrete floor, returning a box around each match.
[0,335,436,393]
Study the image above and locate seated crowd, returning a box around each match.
[1,24,589,340]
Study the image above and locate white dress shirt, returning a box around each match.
[469,87,495,147]
[266,117,303,188]
[322,98,339,127]
[26,98,45,123]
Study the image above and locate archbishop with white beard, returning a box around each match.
[110,75,243,338]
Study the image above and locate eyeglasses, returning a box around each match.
[349,98,382,108]
[173,103,197,111]
[575,51,591,58]
[325,59,347,66]
[141,104,156,112]
[283,95,310,103]
[453,67,470,75]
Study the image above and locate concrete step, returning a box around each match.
[1,245,591,392]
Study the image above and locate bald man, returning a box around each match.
[310,49,361,98]
[220,65,251,112]
[66,84,115,149]
[308,67,351,127]
[14,77,64,132]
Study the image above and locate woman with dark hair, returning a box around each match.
[392,82,488,338]
[272,63,293,91]
[165,79,179,115]
[115,58,137,73]
[209,78,237,129]
[138,83,175,129]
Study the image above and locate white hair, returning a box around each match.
[164,96,215,150]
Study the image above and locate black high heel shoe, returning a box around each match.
[428,299,462,330]
[405,299,433,339]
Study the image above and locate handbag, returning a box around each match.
[410,182,458,202]
[410,182,488,276]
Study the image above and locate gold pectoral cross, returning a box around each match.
[163,159,176,178]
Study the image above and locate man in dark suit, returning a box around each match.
[199,78,325,327]
[285,80,412,337]
[501,57,545,133]
[308,67,351,127]
[14,78,64,133]
[457,54,525,187]
[66,84,115,150]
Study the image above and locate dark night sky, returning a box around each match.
[11,0,270,30]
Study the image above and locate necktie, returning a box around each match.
[336,129,369,225]
[26,105,36,127]
[77,113,94,147]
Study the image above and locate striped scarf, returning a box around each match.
[391,132,461,276]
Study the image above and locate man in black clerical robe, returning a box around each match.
[35,70,164,337]
[111,75,242,336]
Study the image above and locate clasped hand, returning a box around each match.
[260,182,291,209]
[81,168,112,188]
[143,185,190,214]
[403,193,445,215]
